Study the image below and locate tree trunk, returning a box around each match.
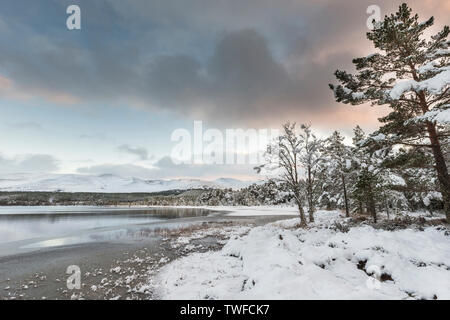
[307,192,314,223]
[385,199,390,220]
[308,200,314,223]
[418,89,450,223]
[341,174,350,217]
[296,199,307,227]
[358,201,363,215]
[369,197,377,223]
[367,183,377,223]
[426,122,450,222]
[307,166,314,223]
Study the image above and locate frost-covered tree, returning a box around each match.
[330,3,450,222]
[256,122,308,225]
[351,126,382,221]
[256,123,324,224]
[351,126,410,222]
[197,181,295,206]
[298,124,323,222]
[383,147,440,214]
[322,131,353,217]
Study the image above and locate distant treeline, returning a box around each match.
[0,182,292,207]
[0,178,440,215]
[0,189,192,206]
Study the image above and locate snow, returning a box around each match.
[434,49,450,56]
[389,173,407,187]
[352,92,365,99]
[342,87,365,100]
[418,61,439,74]
[406,107,450,124]
[423,192,442,207]
[110,267,122,274]
[221,206,299,216]
[389,81,415,99]
[371,133,386,142]
[434,109,450,123]
[389,68,450,99]
[152,210,450,300]
[345,159,352,170]
[0,173,257,193]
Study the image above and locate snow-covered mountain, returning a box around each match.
[0,173,256,193]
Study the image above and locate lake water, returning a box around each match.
[0,206,213,248]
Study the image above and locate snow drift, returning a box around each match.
[153,210,450,300]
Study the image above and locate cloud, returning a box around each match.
[6,121,43,131]
[76,156,258,180]
[117,144,150,160]
[79,133,108,140]
[137,27,365,127]
[0,0,448,129]
[77,163,155,178]
[0,73,78,104]
[140,29,294,120]
[0,153,59,174]
[153,156,257,178]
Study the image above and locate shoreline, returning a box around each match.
[0,213,292,300]
[0,204,301,216]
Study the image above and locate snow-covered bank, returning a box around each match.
[221,206,299,216]
[152,210,450,300]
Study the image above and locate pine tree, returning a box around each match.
[350,126,394,222]
[330,3,450,222]
[322,131,353,217]
[383,147,439,214]
[298,124,323,222]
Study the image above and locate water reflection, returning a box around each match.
[0,207,211,244]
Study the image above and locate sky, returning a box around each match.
[0,0,449,180]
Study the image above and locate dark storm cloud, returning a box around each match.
[0,0,448,126]
[141,29,295,120]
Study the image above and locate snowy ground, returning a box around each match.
[2,206,447,300]
[150,209,450,300]
[220,206,299,216]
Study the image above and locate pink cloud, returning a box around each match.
[0,74,79,104]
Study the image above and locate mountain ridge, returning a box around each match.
[0,173,258,193]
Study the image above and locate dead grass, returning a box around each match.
[345,214,448,231]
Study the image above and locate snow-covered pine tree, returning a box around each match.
[322,131,353,217]
[351,126,387,222]
[383,147,439,214]
[298,124,323,222]
[352,125,409,221]
[347,126,365,215]
[330,3,450,222]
